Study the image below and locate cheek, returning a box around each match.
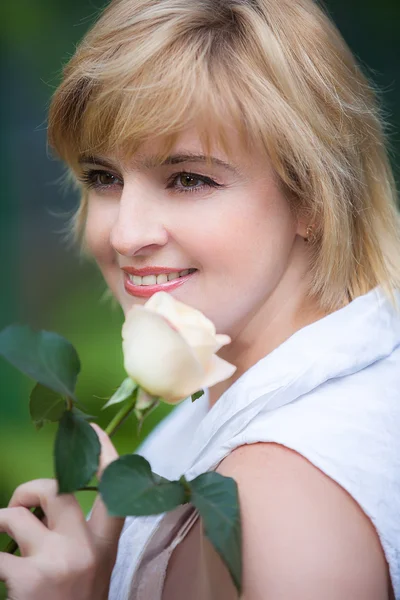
[84,201,116,264]
[84,202,129,308]
[170,189,297,335]
[180,189,296,278]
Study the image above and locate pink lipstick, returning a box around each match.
[122,267,197,298]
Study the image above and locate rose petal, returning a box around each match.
[201,354,237,389]
[122,307,205,403]
[175,325,219,369]
[214,334,232,352]
[145,292,216,336]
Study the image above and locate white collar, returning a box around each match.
[183,286,400,476]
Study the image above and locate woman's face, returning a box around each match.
[81,126,307,338]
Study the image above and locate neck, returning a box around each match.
[208,239,331,408]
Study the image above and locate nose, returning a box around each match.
[109,180,169,257]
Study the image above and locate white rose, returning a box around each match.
[122,291,236,404]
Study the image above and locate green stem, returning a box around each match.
[179,475,192,503]
[105,389,138,437]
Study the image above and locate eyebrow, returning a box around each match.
[78,152,241,175]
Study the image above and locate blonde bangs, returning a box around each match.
[48,23,269,172]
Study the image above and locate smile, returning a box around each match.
[128,268,197,286]
[123,269,197,298]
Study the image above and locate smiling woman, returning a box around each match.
[70,124,314,346]
[1,0,400,599]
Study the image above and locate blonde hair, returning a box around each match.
[47,0,400,313]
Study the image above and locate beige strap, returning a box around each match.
[130,504,239,600]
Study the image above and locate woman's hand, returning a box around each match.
[0,423,124,600]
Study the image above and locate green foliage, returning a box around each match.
[0,315,242,593]
[54,411,100,494]
[99,454,186,516]
[0,325,80,401]
[29,383,66,430]
[134,391,160,432]
[72,406,96,421]
[191,389,204,402]
[188,472,242,594]
[102,377,137,409]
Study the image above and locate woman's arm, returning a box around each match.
[217,442,392,600]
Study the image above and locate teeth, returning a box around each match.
[167,272,180,281]
[156,274,168,284]
[128,269,196,286]
[142,275,157,285]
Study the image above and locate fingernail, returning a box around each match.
[90,422,103,435]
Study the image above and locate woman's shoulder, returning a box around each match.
[211,348,400,599]
[217,441,393,599]
[225,344,400,528]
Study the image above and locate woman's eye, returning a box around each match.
[78,169,122,190]
[168,172,221,194]
[96,172,119,186]
[77,169,221,194]
[177,174,201,189]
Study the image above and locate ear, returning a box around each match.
[296,217,309,239]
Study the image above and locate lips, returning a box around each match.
[123,269,197,298]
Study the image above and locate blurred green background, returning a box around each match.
[0,0,399,596]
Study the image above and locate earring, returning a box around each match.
[305,224,316,243]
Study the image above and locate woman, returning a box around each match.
[1,0,400,598]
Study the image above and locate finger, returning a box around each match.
[0,552,21,583]
[0,507,48,556]
[87,424,125,550]
[90,423,119,478]
[9,479,86,536]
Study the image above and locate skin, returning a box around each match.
[217,444,392,599]
[0,125,391,598]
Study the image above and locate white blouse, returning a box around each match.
[109,286,400,599]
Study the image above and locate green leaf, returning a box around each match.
[100,454,186,516]
[72,406,96,421]
[102,377,138,409]
[191,389,204,402]
[54,411,101,494]
[188,472,242,594]
[29,383,66,430]
[0,324,80,400]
